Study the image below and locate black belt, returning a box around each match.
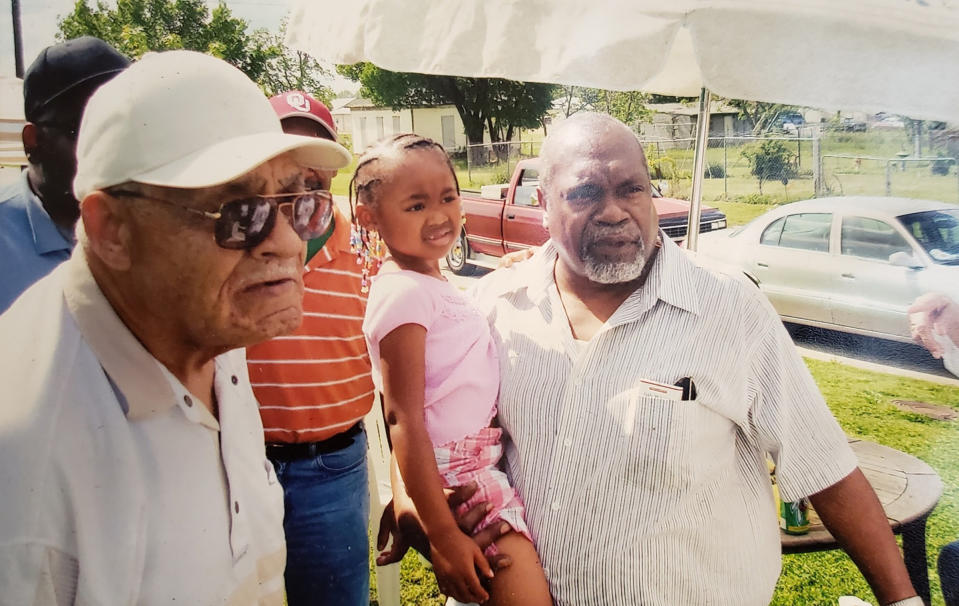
[266,422,363,461]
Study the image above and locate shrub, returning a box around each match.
[648,155,677,180]
[704,162,725,179]
[741,140,797,193]
[336,133,353,154]
[490,167,512,184]
[737,193,777,205]
[932,156,954,176]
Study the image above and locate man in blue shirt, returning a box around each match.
[0,37,129,312]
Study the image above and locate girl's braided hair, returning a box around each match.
[348,133,460,220]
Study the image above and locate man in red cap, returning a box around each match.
[248,91,374,606]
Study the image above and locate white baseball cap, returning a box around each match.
[73,50,352,199]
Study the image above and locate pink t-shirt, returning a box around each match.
[363,269,499,447]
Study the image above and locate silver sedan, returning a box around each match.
[702,197,959,343]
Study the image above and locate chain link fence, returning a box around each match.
[819,154,958,200]
[463,141,542,186]
[462,130,959,205]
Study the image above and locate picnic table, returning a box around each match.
[781,438,943,605]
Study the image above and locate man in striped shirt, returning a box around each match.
[247,91,375,606]
[392,112,922,606]
[479,112,922,605]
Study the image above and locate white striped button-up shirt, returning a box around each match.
[473,235,857,605]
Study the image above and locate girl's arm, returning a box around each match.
[379,323,494,602]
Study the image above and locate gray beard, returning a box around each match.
[580,233,648,284]
[583,256,646,284]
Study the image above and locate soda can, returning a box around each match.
[779,497,810,535]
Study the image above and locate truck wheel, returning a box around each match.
[446,229,477,276]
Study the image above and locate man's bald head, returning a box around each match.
[540,112,648,192]
[536,112,658,286]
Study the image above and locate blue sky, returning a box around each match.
[0,0,355,91]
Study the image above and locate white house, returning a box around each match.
[0,77,27,186]
[330,97,353,136]
[637,102,755,141]
[343,98,471,153]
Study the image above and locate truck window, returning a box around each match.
[514,168,540,207]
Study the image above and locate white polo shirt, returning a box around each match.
[473,235,858,606]
[0,250,286,605]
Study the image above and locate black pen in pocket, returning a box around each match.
[674,377,697,401]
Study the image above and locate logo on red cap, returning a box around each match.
[286,92,311,114]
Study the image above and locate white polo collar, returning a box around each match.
[62,247,218,425]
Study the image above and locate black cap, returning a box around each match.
[23,36,130,122]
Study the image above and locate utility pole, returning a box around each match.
[12,0,25,77]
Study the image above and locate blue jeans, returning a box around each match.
[941,540,959,606]
[269,428,370,606]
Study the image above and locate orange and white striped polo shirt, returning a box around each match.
[247,206,375,443]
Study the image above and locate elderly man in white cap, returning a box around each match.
[0,50,350,604]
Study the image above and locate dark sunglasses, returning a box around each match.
[109,188,335,250]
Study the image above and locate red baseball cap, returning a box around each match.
[269,91,337,141]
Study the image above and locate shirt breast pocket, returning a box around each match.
[612,391,737,522]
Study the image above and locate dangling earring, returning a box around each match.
[351,224,385,293]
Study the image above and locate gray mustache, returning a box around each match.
[582,226,645,248]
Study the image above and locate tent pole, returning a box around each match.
[12,0,24,77]
[686,87,712,252]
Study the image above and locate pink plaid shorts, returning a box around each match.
[434,426,532,556]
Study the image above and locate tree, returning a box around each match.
[594,90,651,127]
[257,20,332,102]
[554,86,600,118]
[742,139,796,193]
[338,63,554,161]
[725,99,798,135]
[553,86,651,127]
[58,0,277,86]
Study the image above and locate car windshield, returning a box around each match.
[897,208,959,265]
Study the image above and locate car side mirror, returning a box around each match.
[889,251,923,269]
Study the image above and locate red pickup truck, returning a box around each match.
[446,158,728,275]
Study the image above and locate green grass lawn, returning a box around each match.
[711,200,778,227]
[330,155,358,197]
[773,359,959,606]
[370,359,959,605]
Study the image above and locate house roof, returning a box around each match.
[344,97,376,109]
[331,97,355,111]
[344,97,458,111]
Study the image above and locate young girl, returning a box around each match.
[353,134,552,606]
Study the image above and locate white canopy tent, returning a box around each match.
[285,0,959,249]
[287,0,959,121]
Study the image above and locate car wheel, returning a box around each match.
[446,228,477,276]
